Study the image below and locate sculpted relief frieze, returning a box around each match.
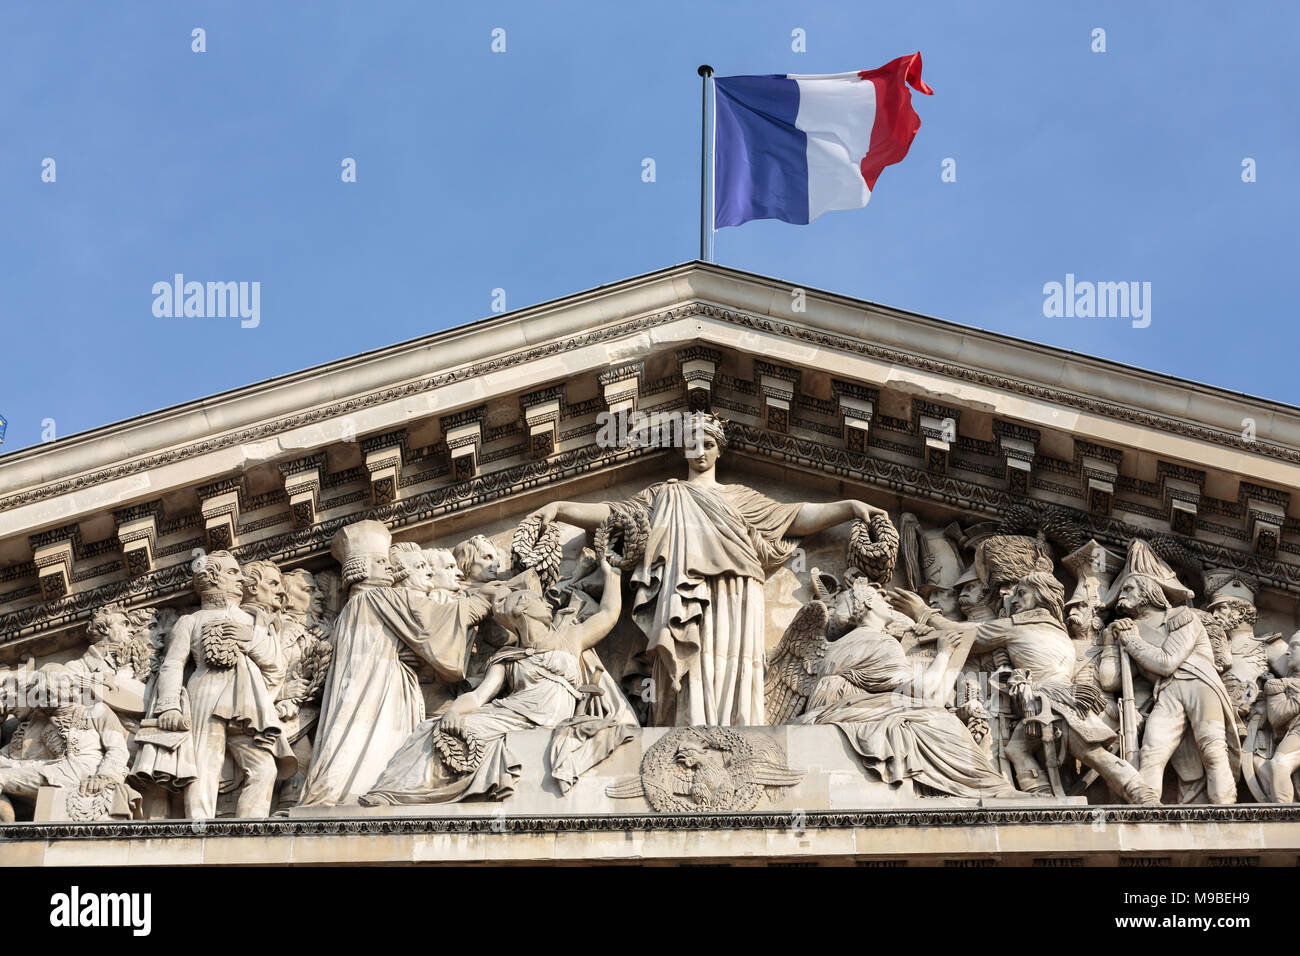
[4,412,1300,825]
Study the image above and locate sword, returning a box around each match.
[988,665,1015,783]
[1024,691,1065,797]
[1240,710,1268,802]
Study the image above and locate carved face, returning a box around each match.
[1289,640,1300,674]
[362,553,394,588]
[957,580,990,613]
[91,609,132,647]
[460,539,504,584]
[1114,578,1144,614]
[1211,599,1253,634]
[283,574,317,616]
[502,590,554,645]
[684,432,721,474]
[926,587,960,619]
[141,609,177,651]
[246,565,286,611]
[1065,602,1099,641]
[424,549,464,592]
[1007,583,1040,616]
[206,554,245,603]
[392,551,436,592]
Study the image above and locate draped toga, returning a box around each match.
[298,586,489,807]
[627,479,800,726]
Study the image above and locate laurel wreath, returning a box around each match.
[433,727,487,775]
[65,784,119,822]
[510,514,564,589]
[200,618,241,669]
[848,514,900,585]
[592,501,650,570]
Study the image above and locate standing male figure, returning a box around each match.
[1106,540,1240,804]
[300,521,492,807]
[273,569,333,810]
[150,551,293,819]
[1260,634,1300,802]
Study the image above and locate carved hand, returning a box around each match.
[886,588,929,622]
[441,697,477,736]
[937,631,963,657]
[276,699,301,720]
[853,501,887,521]
[529,502,560,525]
[1107,617,1137,647]
[79,774,111,796]
[157,709,191,732]
[279,676,309,702]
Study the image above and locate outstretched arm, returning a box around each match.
[529,500,612,531]
[786,500,886,537]
[573,557,623,651]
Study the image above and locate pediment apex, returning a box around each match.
[5,263,1300,647]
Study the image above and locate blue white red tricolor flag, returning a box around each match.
[713,53,933,228]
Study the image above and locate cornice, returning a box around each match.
[4,299,1300,528]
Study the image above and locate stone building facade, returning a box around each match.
[2,262,1300,865]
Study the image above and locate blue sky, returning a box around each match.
[2,1,1296,453]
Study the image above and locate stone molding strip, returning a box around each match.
[5,804,1300,841]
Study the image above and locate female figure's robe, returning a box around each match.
[298,586,489,807]
[360,647,583,805]
[795,629,1017,799]
[627,480,800,726]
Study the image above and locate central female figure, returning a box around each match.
[533,412,881,726]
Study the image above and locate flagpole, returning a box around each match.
[697,64,713,263]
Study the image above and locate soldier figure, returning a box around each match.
[1205,569,1287,721]
[1106,541,1240,804]
[1260,634,1300,802]
[892,568,1156,803]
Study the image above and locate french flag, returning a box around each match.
[713,53,934,228]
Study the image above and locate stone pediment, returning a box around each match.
[5,261,1300,863]
[1,261,1297,651]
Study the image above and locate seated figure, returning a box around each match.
[0,665,139,822]
[361,556,625,805]
[794,581,1019,800]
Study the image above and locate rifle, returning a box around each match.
[1118,642,1140,770]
